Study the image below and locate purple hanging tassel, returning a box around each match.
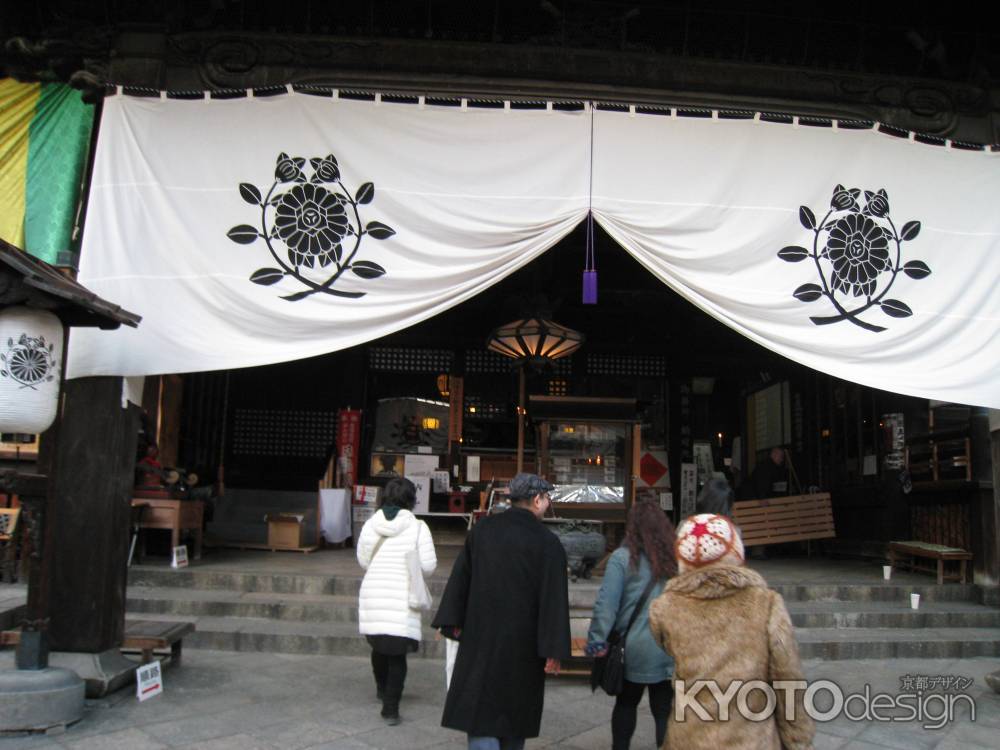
[582,270,597,305]
[582,212,597,304]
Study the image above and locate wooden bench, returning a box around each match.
[732,493,835,547]
[1,619,195,666]
[887,541,972,584]
[121,620,195,666]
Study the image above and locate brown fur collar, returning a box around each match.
[665,565,768,599]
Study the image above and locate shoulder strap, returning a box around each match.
[370,534,388,562]
[623,576,660,637]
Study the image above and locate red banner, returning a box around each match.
[336,409,362,491]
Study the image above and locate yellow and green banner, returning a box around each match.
[0,78,94,264]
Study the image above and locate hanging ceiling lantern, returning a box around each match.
[486,317,585,364]
[0,307,64,434]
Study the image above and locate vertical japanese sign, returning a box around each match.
[679,462,697,519]
[336,409,362,488]
[447,375,464,446]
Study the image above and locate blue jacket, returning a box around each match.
[586,547,674,684]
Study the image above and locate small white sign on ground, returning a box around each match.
[136,661,163,702]
[171,545,188,569]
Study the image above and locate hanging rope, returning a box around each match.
[583,102,598,304]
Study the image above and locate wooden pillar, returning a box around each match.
[157,374,184,468]
[516,367,525,474]
[979,412,1000,586]
[47,377,139,652]
[140,374,183,468]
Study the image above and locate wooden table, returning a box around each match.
[131,498,204,560]
[416,511,474,530]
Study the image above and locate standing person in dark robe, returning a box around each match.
[432,472,571,750]
[748,446,790,499]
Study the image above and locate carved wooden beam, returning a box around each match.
[125,31,997,144]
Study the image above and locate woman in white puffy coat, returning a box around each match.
[356,477,437,725]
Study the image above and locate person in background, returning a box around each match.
[356,477,437,725]
[585,498,677,750]
[648,514,815,750]
[694,477,735,518]
[748,446,790,499]
[432,472,570,750]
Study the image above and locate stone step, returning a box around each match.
[124,613,448,659]
[122,568,998,662]
[123,609,1000,663]
[770,583,984,604]
[127,588,395,624]
[572,582,988,606]
[784,600,1000,629]
[127,567,452,597]
[127,585,1000,631]
[129,567,986,605]
[795,627,1000,660]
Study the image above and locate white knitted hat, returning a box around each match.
[675,513,745,572]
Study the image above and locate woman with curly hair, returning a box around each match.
[586,499,677,750]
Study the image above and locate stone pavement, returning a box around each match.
[0,650,997,749]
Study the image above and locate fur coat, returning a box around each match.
[648,565,815,750]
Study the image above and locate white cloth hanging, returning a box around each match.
[68,92,1000,407]
[591,109,1000,407]
[68,93,591,377]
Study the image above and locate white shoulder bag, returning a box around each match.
[406,522,433,611]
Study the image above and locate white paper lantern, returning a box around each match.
[0,307,63,434]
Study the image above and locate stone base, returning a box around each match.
[0,667,84,732]
[47,649,137,698]
[986,670,1000,694]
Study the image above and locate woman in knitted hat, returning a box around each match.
[585,499,677,750]
[648,514,815,750]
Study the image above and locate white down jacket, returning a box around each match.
[356,508,437,640]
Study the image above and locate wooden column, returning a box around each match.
[982,416,1000,586]
[157,374,184,468]
[47,377,139,652]
[516,367,526,474]
[140,374,184,467]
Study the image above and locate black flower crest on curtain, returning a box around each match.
[778,185,931,332]
[226,152,394,301]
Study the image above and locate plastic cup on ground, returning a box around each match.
[883,565,892,580]
[910,593,920,610]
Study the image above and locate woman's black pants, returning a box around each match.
[611,678,673,750]
[370,650,408,716]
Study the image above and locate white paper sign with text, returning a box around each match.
[136,661,163,701]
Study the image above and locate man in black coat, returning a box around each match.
[432,472,571,750]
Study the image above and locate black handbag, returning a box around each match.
[590,577,659,696]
